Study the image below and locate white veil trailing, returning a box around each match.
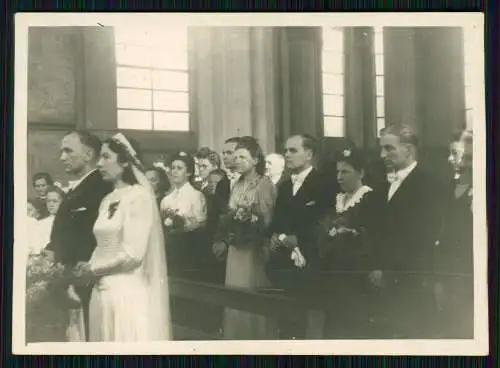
[112,133,171,340]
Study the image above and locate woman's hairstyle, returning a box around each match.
[169,151,196,184]
[32,172,53,186]
[27,197,44,215]
[195,147,222,168]
[337,148,365,173]
[46,185,66,201]
[209,168,227,178]
[103,135,144,185]
[235,136,266,176]
[145,166,171,194]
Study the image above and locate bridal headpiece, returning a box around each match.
[111,133,143,167]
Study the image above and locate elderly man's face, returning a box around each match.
[265,154,284,177]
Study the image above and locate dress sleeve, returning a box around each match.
[254,177,277,227]
[184,190,207,231]
[90,187,153,276]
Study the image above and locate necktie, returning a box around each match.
[291,174,298,184]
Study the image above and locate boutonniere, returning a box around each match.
[108,201,120,219]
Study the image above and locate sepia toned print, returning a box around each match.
[13,13,488,355]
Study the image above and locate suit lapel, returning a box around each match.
[293,169,316,200]
[387,166,420,206]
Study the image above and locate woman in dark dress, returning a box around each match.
[435,130,474,338]
[315,148,377,338]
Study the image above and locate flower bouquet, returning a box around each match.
[25,253,68,342]
[217,205,266,247]
[162,208,186,233]
[317,213,365,259]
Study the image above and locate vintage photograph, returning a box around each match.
[13,13,488,355]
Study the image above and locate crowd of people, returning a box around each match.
[26,125,474,341]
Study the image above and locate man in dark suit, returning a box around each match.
[368,124,447,338]
[267,134,336,294]
[45,130,112,341]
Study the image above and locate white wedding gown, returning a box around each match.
[88,184,171,341]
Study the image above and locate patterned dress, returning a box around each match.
[222,172,277,339]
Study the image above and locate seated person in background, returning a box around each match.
[145,166,171,208]
[32,172,53,219]
[32,186,66,255]
[265,153,286,187]
[160,151,207,277]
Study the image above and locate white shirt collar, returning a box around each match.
[269,173,282,185]
[395,161,418,183]
[291,166,313,184]
[68,168,97,191]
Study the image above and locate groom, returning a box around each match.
[45,130,112,341]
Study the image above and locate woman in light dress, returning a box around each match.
[73,133,171,341]
[213,137,277,339]
[160,152,207,277]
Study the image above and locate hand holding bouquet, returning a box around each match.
[327,217,360,238]
[218,204,265,247]
[162,208,186,233]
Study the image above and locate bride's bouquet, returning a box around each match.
[217,204,266,247]
[26,253,67,342]
[162,208,186,233]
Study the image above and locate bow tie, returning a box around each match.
[386,172,400,184]
[227,172,239,181]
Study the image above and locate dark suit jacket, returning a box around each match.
[266,168,337,290]
[46,170,112,267]
[370,164,447,274]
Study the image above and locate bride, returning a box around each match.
[72,133,171,341]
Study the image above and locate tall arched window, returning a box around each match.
[114,27,190,131]
[373,26,385,136]
[463,26,475,129]
[321,27,345,137]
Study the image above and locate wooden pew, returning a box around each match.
[168,277,327,340]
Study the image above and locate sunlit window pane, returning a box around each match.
[375,54,384,75]
[377,118,386,137]
[374,32,384,54]
[376,96,385,118]
[322,52,343,74]
[151,50,188,70]
[152,70,188,91]
[376,75,385,96]
[323,116,345,137]
[322,74,344,95]
[465,86,474,109]
[117,88,152,110]
[116,67,152,89]
[323,94,344,117]
[322,28,343,52]
[154,111,190,131]
[153,91,189,111]
[117,109,152,130]
[115,44,151,67]
[465,109,473,129]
